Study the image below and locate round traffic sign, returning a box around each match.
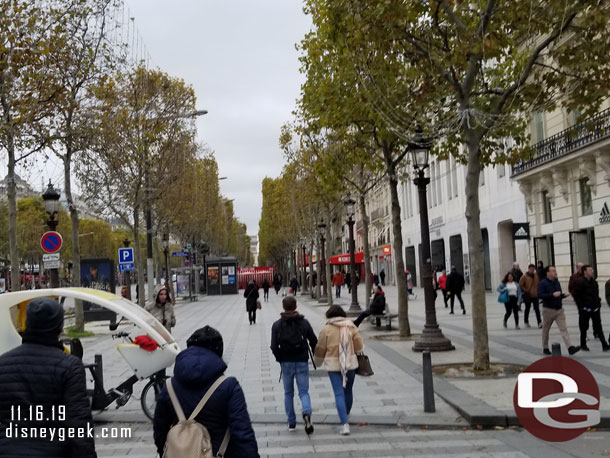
[41,231,63,254]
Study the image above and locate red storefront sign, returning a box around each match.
[330,251,364,265]
[382,245,391,255]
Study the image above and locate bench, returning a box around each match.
[368,301,397,330]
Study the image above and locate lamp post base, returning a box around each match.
[318,295,328,304]
[347,302,362,313]
[412,325,455,352]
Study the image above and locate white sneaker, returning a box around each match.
[340,423,350,435]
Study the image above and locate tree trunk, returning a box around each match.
[63,154,84,331]
[6,129,20,292]
[325,224,333,306]
[309,239,314,295]
[386,157,410,337]
[133,208,146,307]
[464,131,490,371]
[315,236,321,300]
[359,194,372,307]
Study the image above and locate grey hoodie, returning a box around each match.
[145,285,176,331]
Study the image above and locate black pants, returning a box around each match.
[523,295,541,325]
[503,296,519,326]
[264,289,269,301]
[248,308,257,324]
[441,289,448,307]
[579,309,608,348]
[450,291,465,312]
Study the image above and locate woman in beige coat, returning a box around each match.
[314,305,363,435]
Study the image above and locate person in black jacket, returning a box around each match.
[270,296,317,434]
[244,281,259,325]
[262,278,270,302]
[538,266,580,356]
[446,266,466,314]
[353,285,387,327]
[572,265,610,351]
[153,326,259,457]
[0,297,96,458]
[289,277,299,295]
[606,278,610,308]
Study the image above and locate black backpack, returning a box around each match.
[277,320,305,354]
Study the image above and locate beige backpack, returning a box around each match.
[163,376,231,458]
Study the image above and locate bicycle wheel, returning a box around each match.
[141,375,167,420]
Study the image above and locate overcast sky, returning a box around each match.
[2,0,311,237]
[125,0,311,235]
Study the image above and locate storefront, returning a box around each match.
[330,251,365,280]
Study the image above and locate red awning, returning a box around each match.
[330,251,364,265]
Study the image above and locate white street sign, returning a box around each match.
[43,260,61,269]
[43,253,60,262]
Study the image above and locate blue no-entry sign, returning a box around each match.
[118,247,134,264]
[40,231,63,254]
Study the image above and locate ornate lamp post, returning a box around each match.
[162,233,170,288]
[42,181,60,288]
[344,195,360,311]
[409,127,454,352]
[317,222,327,302]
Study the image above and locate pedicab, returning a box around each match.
[0,287,180,420]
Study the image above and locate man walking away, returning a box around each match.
[606,278,610,307]
[519,264,542,328]
[538,266,580,356]
[270,296,318,435]
[290,277,299,296]
[446,266,466,314]
[332,271,344,298]
[380,270,386,286]
[572,265,610,352]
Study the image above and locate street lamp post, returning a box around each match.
[344,196,361,311]
[145,108,208,302]
[162,233,170,289]
[317,222,327,303]
[409,127,454,352]
[42,181,60,288]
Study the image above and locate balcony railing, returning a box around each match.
[511,107,610,177]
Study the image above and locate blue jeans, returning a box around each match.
[281,362,311,424]
[336,285,341,298]
[328,370,356,424]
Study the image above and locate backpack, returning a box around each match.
[163,376,230,458]
[277,319,305,354]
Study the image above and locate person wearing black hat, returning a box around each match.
[0,297,97,457]
[153,326,259,457]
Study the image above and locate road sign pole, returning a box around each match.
[123,239,132,300]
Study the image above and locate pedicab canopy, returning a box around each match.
[0,287,176,357]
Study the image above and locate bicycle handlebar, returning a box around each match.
[111,331,130,340]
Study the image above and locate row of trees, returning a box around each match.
[1,1,250,328]
[260,0,610,370]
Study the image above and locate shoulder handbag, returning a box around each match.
[256,300,262,309]
[498,289,509,304]
[355,353,374,376]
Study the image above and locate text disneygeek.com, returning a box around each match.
[5,423,132,441]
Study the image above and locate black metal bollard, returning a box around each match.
[422,351,435,413]
[551,343,562,356]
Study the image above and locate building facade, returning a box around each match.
[512,105,610,284]
[399,156,530,290]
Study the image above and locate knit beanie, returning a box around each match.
[25,297,64,336]
[186,326,224,357]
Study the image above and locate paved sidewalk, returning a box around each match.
[328,283,610,426]
[68,284,610,457]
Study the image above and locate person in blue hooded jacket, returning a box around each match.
[153,326,259,457]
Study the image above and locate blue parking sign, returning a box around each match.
[118,248,134,264]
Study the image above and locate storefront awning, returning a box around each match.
[330,251,364,265]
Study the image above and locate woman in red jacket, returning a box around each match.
[438,269,448,308]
